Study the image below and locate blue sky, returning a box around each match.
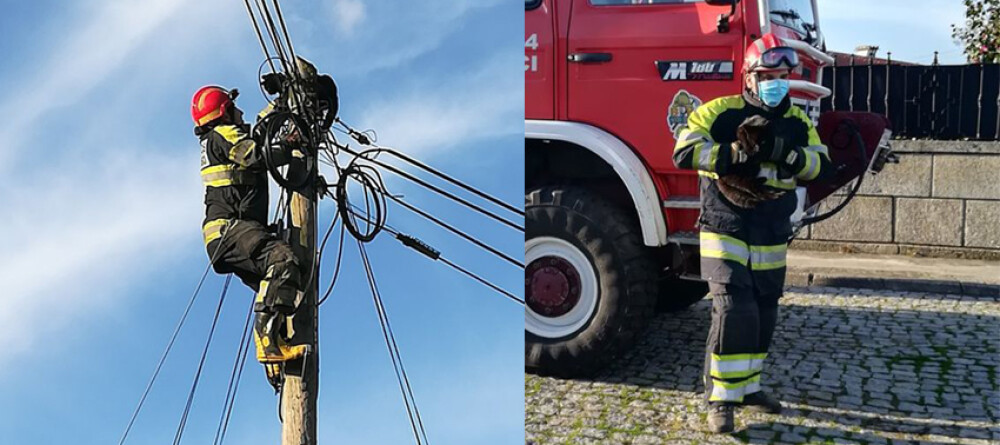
[0,1,523,444]
[818,0,967,65]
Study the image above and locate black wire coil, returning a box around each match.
[255,110,317,191]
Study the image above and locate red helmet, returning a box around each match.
[191,86,239,126]
[744,33,800,74]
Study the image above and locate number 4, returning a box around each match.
[525,33,539,50]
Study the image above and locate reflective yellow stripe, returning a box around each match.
[692,141,721,172]
[676,129,708,146]
[750,244,788,270]
[200,164,254,187]
[710,353,767,379]
[796,147,822,181]
[709,374,762,402]
[256,280,270,303]
[699,170,719,180]
[758,163,797,190]
[213,125,244,144]
[700,232,749,265]
[258,102,275,119]
[229,139,256,166]
[712,352,768,362]
[196,108,224,126]
[202,219,229,245]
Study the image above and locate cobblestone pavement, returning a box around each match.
[526,287,1000,444]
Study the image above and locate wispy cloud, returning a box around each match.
[356,56,523,157]
[0,151,200,361]
[0,0,245,365]
[309,0,505,76]
[0,0,194,168]
[331,0,366,36]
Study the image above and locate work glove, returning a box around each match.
[777,146,807,178]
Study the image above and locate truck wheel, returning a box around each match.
[525,186,657,377]
[656,278,708,312]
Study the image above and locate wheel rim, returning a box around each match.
[525,237,598,339]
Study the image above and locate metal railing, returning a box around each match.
[820,54,1000,140]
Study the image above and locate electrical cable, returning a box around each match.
[339,133,522,217]
[270,0,299,71]
[303,209,342,299]
[242,0,277,74]
[339,202,522,305]
[172,274,233,445]
[437,256,524,305]
[339,144,523,232]
[253,0,292,76]
[213,298,255,445]
[118,231,233,445]
[317,217,347,307]
[801,121,869,226]
[385,192,523,268]
[329,144,521,267]
[258,110,317,191]
[357,240,429,445]
[335,160,388,242]
[257,57,282,103]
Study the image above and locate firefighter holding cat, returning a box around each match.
[671,33,832,433]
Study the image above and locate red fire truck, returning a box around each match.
[525,0,893,376]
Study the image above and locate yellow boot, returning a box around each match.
[254,312,310,363]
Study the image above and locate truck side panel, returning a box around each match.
[565,0,746,233]
[526,0,556,119]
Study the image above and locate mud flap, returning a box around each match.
[807,111,894,206]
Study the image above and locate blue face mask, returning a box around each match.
[758,79,790,107]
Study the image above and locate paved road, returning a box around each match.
[526,287,1000,444]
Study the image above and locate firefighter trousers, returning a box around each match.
[204,219,302,315]
[699,230,787,404]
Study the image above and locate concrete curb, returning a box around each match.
[785,271,1000,297]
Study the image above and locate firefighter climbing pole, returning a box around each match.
[117,1,523,444]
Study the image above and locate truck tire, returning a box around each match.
[656,278,708,312]
[525,186,657,377]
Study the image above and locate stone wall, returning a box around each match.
[794,140,1000,260]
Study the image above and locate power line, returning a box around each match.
[213,298,255,445]
[437,256,524,305]
[339,137,523,217]
[328,144,522,267]
[342,203,522,305]
[173,274,233,445]
[386,192,524,268]
[317,221,347,307]
[118,238,232,445]
[337,143,523,232]
[357,240,430,445]
[242,0,276,73]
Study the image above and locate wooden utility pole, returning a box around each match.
[282,152,319,443]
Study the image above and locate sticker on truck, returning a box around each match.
[666,89,702,139]
[657,60,735,81]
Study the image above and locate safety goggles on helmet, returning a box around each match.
[755,47,800,71]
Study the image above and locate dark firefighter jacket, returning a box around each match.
[197,122,270,244]
[672,94,832,238]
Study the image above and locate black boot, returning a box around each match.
[707,403,735,433]
[742,391,782,414]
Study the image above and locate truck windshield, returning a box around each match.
[768,0,816,36]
